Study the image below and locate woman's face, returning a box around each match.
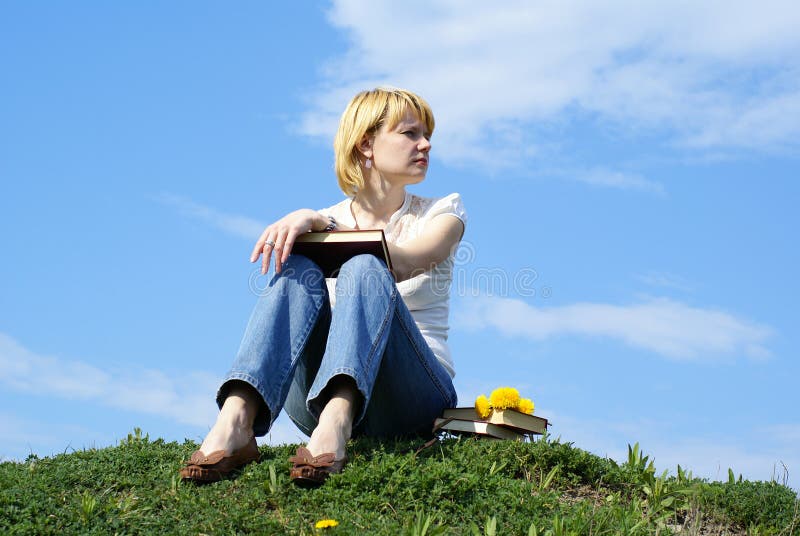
[369,110,431,186]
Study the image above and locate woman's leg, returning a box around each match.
[304,375,359,460]
[291,254,457,458]
[199,254,330,455]
[198,382,261,455]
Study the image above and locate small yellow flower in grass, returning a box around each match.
[489,387,520,410]
[516,397,534,415]
[475,395,491,419]
[315,519,339,529]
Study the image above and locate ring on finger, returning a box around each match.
[264,240,276,248]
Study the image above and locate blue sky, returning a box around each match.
[2,2,799,491]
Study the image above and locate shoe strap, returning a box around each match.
[187,449,227,466]
[289,446,336,468]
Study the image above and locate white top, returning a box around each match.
[318,191,467,378]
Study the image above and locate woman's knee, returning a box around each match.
[268,254,326,291]
[284,254,324,279]
[336,254,393,296]
[338,254,391,283]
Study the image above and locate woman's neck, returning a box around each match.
[351,184,406,229]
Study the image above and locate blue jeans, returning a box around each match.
[217,253,457,439]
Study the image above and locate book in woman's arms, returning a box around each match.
[433,417,525,441]
[292,230,393,278]
[441,407,549,435]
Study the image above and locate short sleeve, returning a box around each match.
[316,198,352,226]
[316,204,335,218]
[424,192,467,234]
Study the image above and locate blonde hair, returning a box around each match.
[334,87,435,197]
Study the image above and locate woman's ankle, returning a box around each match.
[200,419,253,453]
[307,412,350,459]
[220,384,260,428]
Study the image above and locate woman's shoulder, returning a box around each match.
[387,192,465,244]
[318,197,352,218]
[407,192,466,222]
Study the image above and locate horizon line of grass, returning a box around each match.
[1,428,798,534]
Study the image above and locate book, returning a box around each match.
[291,230,393,278]
[441,407,549,435]
[433,417,525,441]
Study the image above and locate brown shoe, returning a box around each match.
[180,438,260,483]
[289,446,348,488]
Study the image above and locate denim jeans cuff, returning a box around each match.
[217,372,273,437]
[306,366,370,426]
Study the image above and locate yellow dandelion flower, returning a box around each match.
[315,519,339,529]
[475,395,491,419]
[516,398,534,415]
[489,387,520,409]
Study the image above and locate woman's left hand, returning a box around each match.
[251,209,327,274]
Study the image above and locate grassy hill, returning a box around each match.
[1,429,797,535]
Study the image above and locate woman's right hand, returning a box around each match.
[251,209,328,274]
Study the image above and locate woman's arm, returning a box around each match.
[388,216,464,283]
[252,209,464,281]
[328,214,464,282]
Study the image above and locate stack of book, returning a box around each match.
[434,407,549,441]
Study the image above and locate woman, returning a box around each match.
[180,87,466,487]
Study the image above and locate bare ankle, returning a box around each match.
[218,384,261,430]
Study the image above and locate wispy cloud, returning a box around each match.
[301,1,800,166]
[155,193,264,239]
[554,168,665,195]
[0,333,310,461]
[0,333,219,427]
[636,271,693,292]
[453,295,772,360]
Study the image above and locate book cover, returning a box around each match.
[441,407,548,435]
[433,417,525,441]
[292,230,393,278]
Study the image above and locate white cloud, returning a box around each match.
[155,193,264,239]
[453,295,772,360]
[0,333,219,427]
[0,333,310,461]
[302,0,800,166]
[567,168,665,195]
[636,271,693,292]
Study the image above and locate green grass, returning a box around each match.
[1,429,798,535]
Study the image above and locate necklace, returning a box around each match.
[350,201,392,230]
[349,201,361,230]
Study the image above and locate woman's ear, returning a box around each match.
[357,134,373,159]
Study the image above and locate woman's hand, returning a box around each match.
[251,209,328,274]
